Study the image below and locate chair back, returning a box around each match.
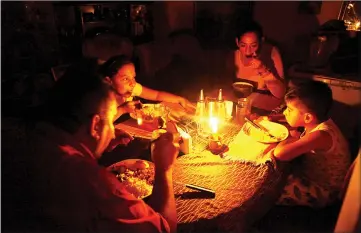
[334,151,361,233]
[339,149,360,200]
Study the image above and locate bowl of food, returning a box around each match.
[130,104,169,124]
[232,82,254,98]
[107,159,154,199]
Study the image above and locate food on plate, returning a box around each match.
[243,120,289,143]
[110,160,154,199]
[249,129,286,143]
[131,104,168,123]
[134,159,150,170]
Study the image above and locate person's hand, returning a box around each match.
[178,97,196,114]
[118,100,142,115]
[249,57,263,69]
[249,58,270,76]
[151,132,180,172]
[106,128,134,152]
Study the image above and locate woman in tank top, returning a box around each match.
[234,20,286,114]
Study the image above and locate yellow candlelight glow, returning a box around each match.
[137,117,143,125]
[209,117,219,134]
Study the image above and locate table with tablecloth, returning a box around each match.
[115,117,290,232]
[171,119,289,233]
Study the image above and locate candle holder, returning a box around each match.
[208,134,228,156]
[208,134,222,150]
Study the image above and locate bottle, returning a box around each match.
[195,89,207,135]
[217,89,226,121]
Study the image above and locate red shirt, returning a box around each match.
[29,122,170,233]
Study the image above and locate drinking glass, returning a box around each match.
[235,98,251,126]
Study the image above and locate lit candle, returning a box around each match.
[137,117,143,125]
[208,117,222,150]
[209,117,219,135]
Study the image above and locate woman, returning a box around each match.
[99,55,195,120]
[234,20,286,114]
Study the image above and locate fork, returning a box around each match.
[244,117,277,139]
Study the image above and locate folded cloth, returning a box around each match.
[223,124,275,165]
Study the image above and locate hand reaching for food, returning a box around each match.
[106,128,134,152]
[178,97,196,114]
[118,100,142,115]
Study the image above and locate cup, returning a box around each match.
[235,98,251,126]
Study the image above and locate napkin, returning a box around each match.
[223,124,275,165]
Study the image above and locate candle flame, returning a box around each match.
[137,117,143,125]
[209,117,219,134]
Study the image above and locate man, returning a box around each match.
[22,58,178,232]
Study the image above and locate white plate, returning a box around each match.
[107,159,154,199]
[243,120,289,143]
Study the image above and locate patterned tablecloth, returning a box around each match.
[172,120,290,233]
[115,116,290,232]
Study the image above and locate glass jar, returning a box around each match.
[235,98,251,126]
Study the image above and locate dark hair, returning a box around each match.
[285,80,333,122]
[99,55,133,80]
[235,20,263,42]
[45,58,114,134]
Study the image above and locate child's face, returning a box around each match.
[283,100,305,127]
[112,63,136,98]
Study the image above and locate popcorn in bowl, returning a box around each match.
[108,159,155,199]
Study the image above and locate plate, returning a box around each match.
[161,102,193,122]
[107,159,155,199]
[243,120,289,143]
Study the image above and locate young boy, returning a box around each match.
[273,80,351,208]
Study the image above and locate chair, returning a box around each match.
[334,151,361,233]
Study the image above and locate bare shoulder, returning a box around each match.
[270,46,281,58]
[303,130,333,151]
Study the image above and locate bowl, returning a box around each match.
[130,103,169,123]
[232,82,254,98]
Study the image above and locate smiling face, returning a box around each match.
[112,63,137,98]
[236,31,260,59]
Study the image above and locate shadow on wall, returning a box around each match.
[150,29,214,102]
[253,1,321,68]
[330,101,360,160]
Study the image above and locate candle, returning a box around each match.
[208,133,222,151]
[208,117,222,150]
[209,117,219,134]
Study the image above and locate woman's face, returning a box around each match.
[236,31,260,59]
[112,63,136,98]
